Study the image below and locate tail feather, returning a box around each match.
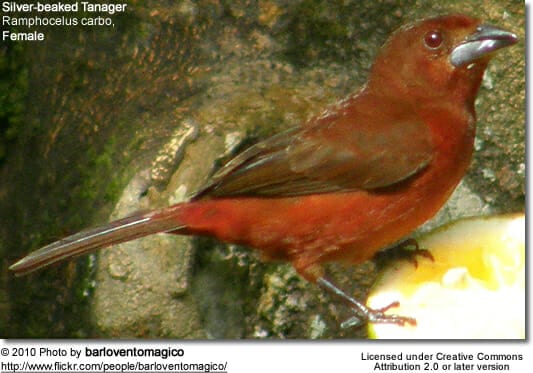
[9,207,185,276]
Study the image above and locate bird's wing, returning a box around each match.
[193,116,433,199]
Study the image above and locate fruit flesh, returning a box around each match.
[367,214,525,339]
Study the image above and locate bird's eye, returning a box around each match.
[423,31,443,50]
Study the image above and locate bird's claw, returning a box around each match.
[366,301,417,326]
[341,300,417,328]
[375,238,434,269]
[317,277,417,329]
[403,239,435,268]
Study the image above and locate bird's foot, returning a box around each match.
[375,237,434,269]
[317,277,416,328]
[340,300,416,329]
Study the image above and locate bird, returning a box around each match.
[10,14,517,326]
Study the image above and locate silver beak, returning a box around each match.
[450,24,518,67]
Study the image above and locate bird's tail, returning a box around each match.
[9,205,186,276]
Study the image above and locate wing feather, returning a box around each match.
[193,116,433,199]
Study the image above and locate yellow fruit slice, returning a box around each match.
[367,214,525,339]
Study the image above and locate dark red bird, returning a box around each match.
[10,14,517,326]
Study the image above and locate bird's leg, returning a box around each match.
[374,237,434,269]
[316,276,416,328]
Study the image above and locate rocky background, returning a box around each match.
[0,0,524,338]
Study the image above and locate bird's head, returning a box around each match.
[368,14,517,107]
